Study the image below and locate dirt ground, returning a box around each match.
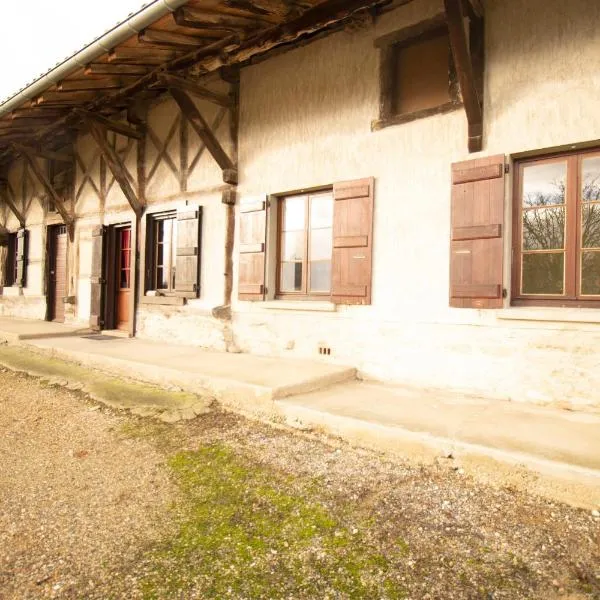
[0,369,598,600]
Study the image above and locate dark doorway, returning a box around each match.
[47,224,68,322]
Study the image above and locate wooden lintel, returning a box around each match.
[16,146,73,227]
[139,29,211,47]
[84,119,143,216]
[74,109,143,140]
[158,74,232,107]
[0,180,26,226]
[168,87,235,180]
[444,0,483,152]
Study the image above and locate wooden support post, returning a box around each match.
[84,118,144,217]
[444,0,484,152]
[16,146,74,235]
[168,87,237,184]
[0,180,26,227]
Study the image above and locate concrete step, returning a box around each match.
[276,380,600,509]
[0,317,91,342]
[22,335,356,409]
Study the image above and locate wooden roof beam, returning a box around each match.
[444,0,483,152]
[173,7,264,30]
[13,144,72,163]
[57,78,122,92]
[157,74,232,108]
[15,145,74,230]
[139,29,219,48]
[83,118,143,216]
[74,109,144,140]
[168,87,237,184]
[108,48,178,64]
[0,179,26,227]
[84,64,150,76]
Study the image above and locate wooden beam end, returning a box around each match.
[223,169,238,185]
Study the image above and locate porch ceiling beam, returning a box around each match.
[15,145,73,228]
[57,78,123,92]
[84,64,151,77]
[173,7,263,31]
[168,87,237,184]
[74,109,144,140]
[13,144,72,163]
[157,74,233,108]
[108,48,178,65]
[83,117,143,216]
[0,179,26,227]
[444,0,483,152]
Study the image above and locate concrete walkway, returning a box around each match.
[0,317,598,508]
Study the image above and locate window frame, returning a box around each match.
[511,147,600,308]
[373,14,463,131]
[275,189,334,300]
[146,211,178,295]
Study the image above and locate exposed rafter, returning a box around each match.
[13,144,72,163]
[0,179,26,226]
[57,78,123,92]
[168,87,237,184]
[444,0,484,152]
[84,64,150,77]
[83,117,143,216]
[139,29,215,47]
[15,145,74,231]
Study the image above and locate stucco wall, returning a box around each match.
[231,0,600,409]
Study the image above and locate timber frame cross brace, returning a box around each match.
[167,86,238,185]
[444,0,484,152]
[13,144,75,237]
[0,179,26,227]
[82,115,144,217]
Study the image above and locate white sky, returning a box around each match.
[0,0,147,102]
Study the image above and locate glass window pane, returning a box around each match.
[157,266,167,290]
[280,262,303,292]
[582,156,600,202]
[156,220,164,243]
[309,228,333,261]
[282,231,304,261]
[522,161,567,208]
[582,204,600,249]
[310,261,331,293]
[522,206,565,250]
[310,194,333,229]
[581,251,600,295]
[522,252,564,295]
[283,197,305,231]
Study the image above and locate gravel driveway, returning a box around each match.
[0,368,598,599]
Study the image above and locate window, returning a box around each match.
[277,191,334,298]
[4,233,17,287]
[148,213,177,292]
[512,150,600,305]
[374,16,465,130]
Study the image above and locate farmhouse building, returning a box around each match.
[0,0,599,410]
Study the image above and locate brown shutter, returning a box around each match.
[175,207,202,298]
[331,177,375,305]
[450,155,505,308]
[89,225,106,330]
[238,196,267,301]
[15,228,28,288]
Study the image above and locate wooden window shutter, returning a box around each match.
[450,155,506,308]
[89,225,106,330]
[175,207,203,298]
[331,177,375,305]
[238,196,267,301]
[16,228,28,288]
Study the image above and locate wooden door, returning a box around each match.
[116,226,132,330]
[49,225,68,322]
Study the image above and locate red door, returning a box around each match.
[116,226,131,331]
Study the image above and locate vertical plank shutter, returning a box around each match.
[331,177,375,305]
[89,225,106,330]
[175,207,202,298]
[15,228,28,288]
[450,155,505,308]
[238,196,267,301]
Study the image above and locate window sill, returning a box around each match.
[261,300,337,313]
[372,101,462,131]
[498,307,600,324]
[140,296,186,307]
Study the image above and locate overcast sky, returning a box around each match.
[1,0,147,102]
